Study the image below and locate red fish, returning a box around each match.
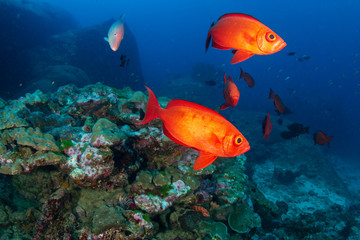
[269,88,275,99]
[313,131,333,147]
[273,95,286,114]
[220,73,240,110]
[136,87,250,171]
[268,89,291,115]
[206,13,286,64]
[262,113,272,139]
[240,68,255,88]
[192,206,210,217]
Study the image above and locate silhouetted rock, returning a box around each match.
[0,0,77,98]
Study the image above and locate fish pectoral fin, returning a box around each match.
[193,152,218,171]
[212,40,231,50]
[193,152,217,171]
[231,50,254,64]
[104,37,109,42]
[163,124,192,148]
[220,103,230,110]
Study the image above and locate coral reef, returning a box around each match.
[0,83,357,239]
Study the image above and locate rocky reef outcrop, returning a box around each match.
[0,83,358,239]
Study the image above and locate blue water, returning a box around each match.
[10,0,360,162]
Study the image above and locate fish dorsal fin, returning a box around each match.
[104,37,109,42]
[119,13,125,21]
[193,152,218,171]
[231,50,254,64]
[223,73,227,85]
[166,99,226,120]
[218,13,260,23]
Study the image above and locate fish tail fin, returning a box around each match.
[205,22,214,52]
[136,86,161,125]
[326,136,334,147]
[240,67,244,78]
[265,134,269,139]
[119,13,125,21]
[104,37,109,42]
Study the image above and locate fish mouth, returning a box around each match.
[277,41,287,51]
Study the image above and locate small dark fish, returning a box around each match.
[296,57,304,62]
[277,118,283,125]
[120,54,130,68]
[287,123,309,135]
[205,80,217,86]
[287,52,296,56]
[280,131,298,140]
[240,67,255,88]
[303,56,311,60]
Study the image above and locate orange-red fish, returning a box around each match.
[313,131,333,147]
[262,113,272,139]
[192,206,210,217]
[240,68,255,88]
[206,13,286,64]
[220,73,240,110]
[268,88,291,115]
[136,87,250,171]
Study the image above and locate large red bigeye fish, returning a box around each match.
[220,73,240,110]
[136,87,250,171]
[206,13,287,64]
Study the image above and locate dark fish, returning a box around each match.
[313,131,333,147]
[120,54,130,67]
[205,80,217,86]
[296,57,304,62]
[240,67,255,88]
[287,52,296,56]
[280,131,298,139]
[287,123,309,135]
[303,56,311,60]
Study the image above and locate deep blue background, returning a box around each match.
[39,0,360,163]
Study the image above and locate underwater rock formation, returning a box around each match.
[0,0,77,99]
[0,1,144,99]
[0,83,358,239]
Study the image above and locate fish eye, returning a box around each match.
[266,32,276,42]
[234,136,242,145]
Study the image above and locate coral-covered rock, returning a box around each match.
[92,206,126,234]
[228,202,261,234]
[215,155,248,204]
[90,118,127,147]
[134,180,190,214]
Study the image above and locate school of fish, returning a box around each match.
[105,12,332,170]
